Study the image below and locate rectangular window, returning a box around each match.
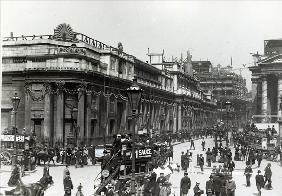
[13,57,27,63]
[110,57,116,70]
[110,101,115,113]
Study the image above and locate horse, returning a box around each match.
[36,151,54,166]
[5,176,54,196]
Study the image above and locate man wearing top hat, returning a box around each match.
[180,172,191,196]
[205,175,214,196]
[255,170,264,196]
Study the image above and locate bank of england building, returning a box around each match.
[1,24,217,146]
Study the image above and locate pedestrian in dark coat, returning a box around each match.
[213,175,222,196]
[255,170,264,196]
[190,138,195,150]
[206,148,212,167]
[226,177,236,196]
[89,145,96,165]
[193,182,203,196]
[201,139,206,151]
[256,151,263,167]
[244,164,253,187]
[64,171,73,196]
[180,172,191,196]
[143,172,160,196]
[205,175,214,196]
[181,152,185,170]
[264,163,272,189]
[199,154,204,172]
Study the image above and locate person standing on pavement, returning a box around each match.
[199,154,205,172]
[206,148,212,167]
[256,150,263,168]
[205,175,214,196]
[201,139,206,151]
[185,150,191,170]
[64,170,73,196]
[193,182,204,196]
[226,176,236,196]
[181,151,185,170]
[255,170,264,196]
[244,163,253,187]
[190,138,195,150]
[180,172,191,196]
[89,145,96,165]
[264,163,272,189]
[63,165,70,179]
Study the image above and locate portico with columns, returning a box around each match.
[249,54,282,122]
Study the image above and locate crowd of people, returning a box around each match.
[5,123,282,196]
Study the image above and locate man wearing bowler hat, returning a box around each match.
[193,182,204,196]
[256,170,264,196]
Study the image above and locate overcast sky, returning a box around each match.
[2,0,282,90]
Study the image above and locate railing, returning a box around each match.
[2,35,53,41]
[3,33,136,62]
[75,33,135,61]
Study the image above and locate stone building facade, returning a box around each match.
[193,61,249,127]
[249,39,282,123]
[1,24,217,146]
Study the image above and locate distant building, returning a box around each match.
[192,61,212,74]
[193,62,249,127]
[249,39,282,123]
[1,23,217,146]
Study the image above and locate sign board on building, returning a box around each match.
[254,123,279,133]
[0,135,25,142]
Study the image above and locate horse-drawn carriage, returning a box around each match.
[0,134,27,166]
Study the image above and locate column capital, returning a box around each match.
[260,74,268,80]
[77,82,87,92]
[43,82,52,95]
[55,82,65,95]
[251,77,260,83]
[24,82,32,94]
[276,73,282,79]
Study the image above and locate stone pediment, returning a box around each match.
[259,54,282,65]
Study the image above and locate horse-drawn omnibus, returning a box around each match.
[0,134,29,165]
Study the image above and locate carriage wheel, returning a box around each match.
[0,151,12,165]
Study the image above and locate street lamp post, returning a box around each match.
[11,93,21,166]
[125,78,143,196]
[71,107,79,147]
[225,101,231,142]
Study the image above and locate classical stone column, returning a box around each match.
[261,76,268,119]
[123,101,128,132]
[43,83,52,141]
[77,86,85,145]
[55,82,65,145]
[173,105,177,133]
[85,92,92,145]
[178,105,182,131]
[24,83,32,134]
[277,75,282,119]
